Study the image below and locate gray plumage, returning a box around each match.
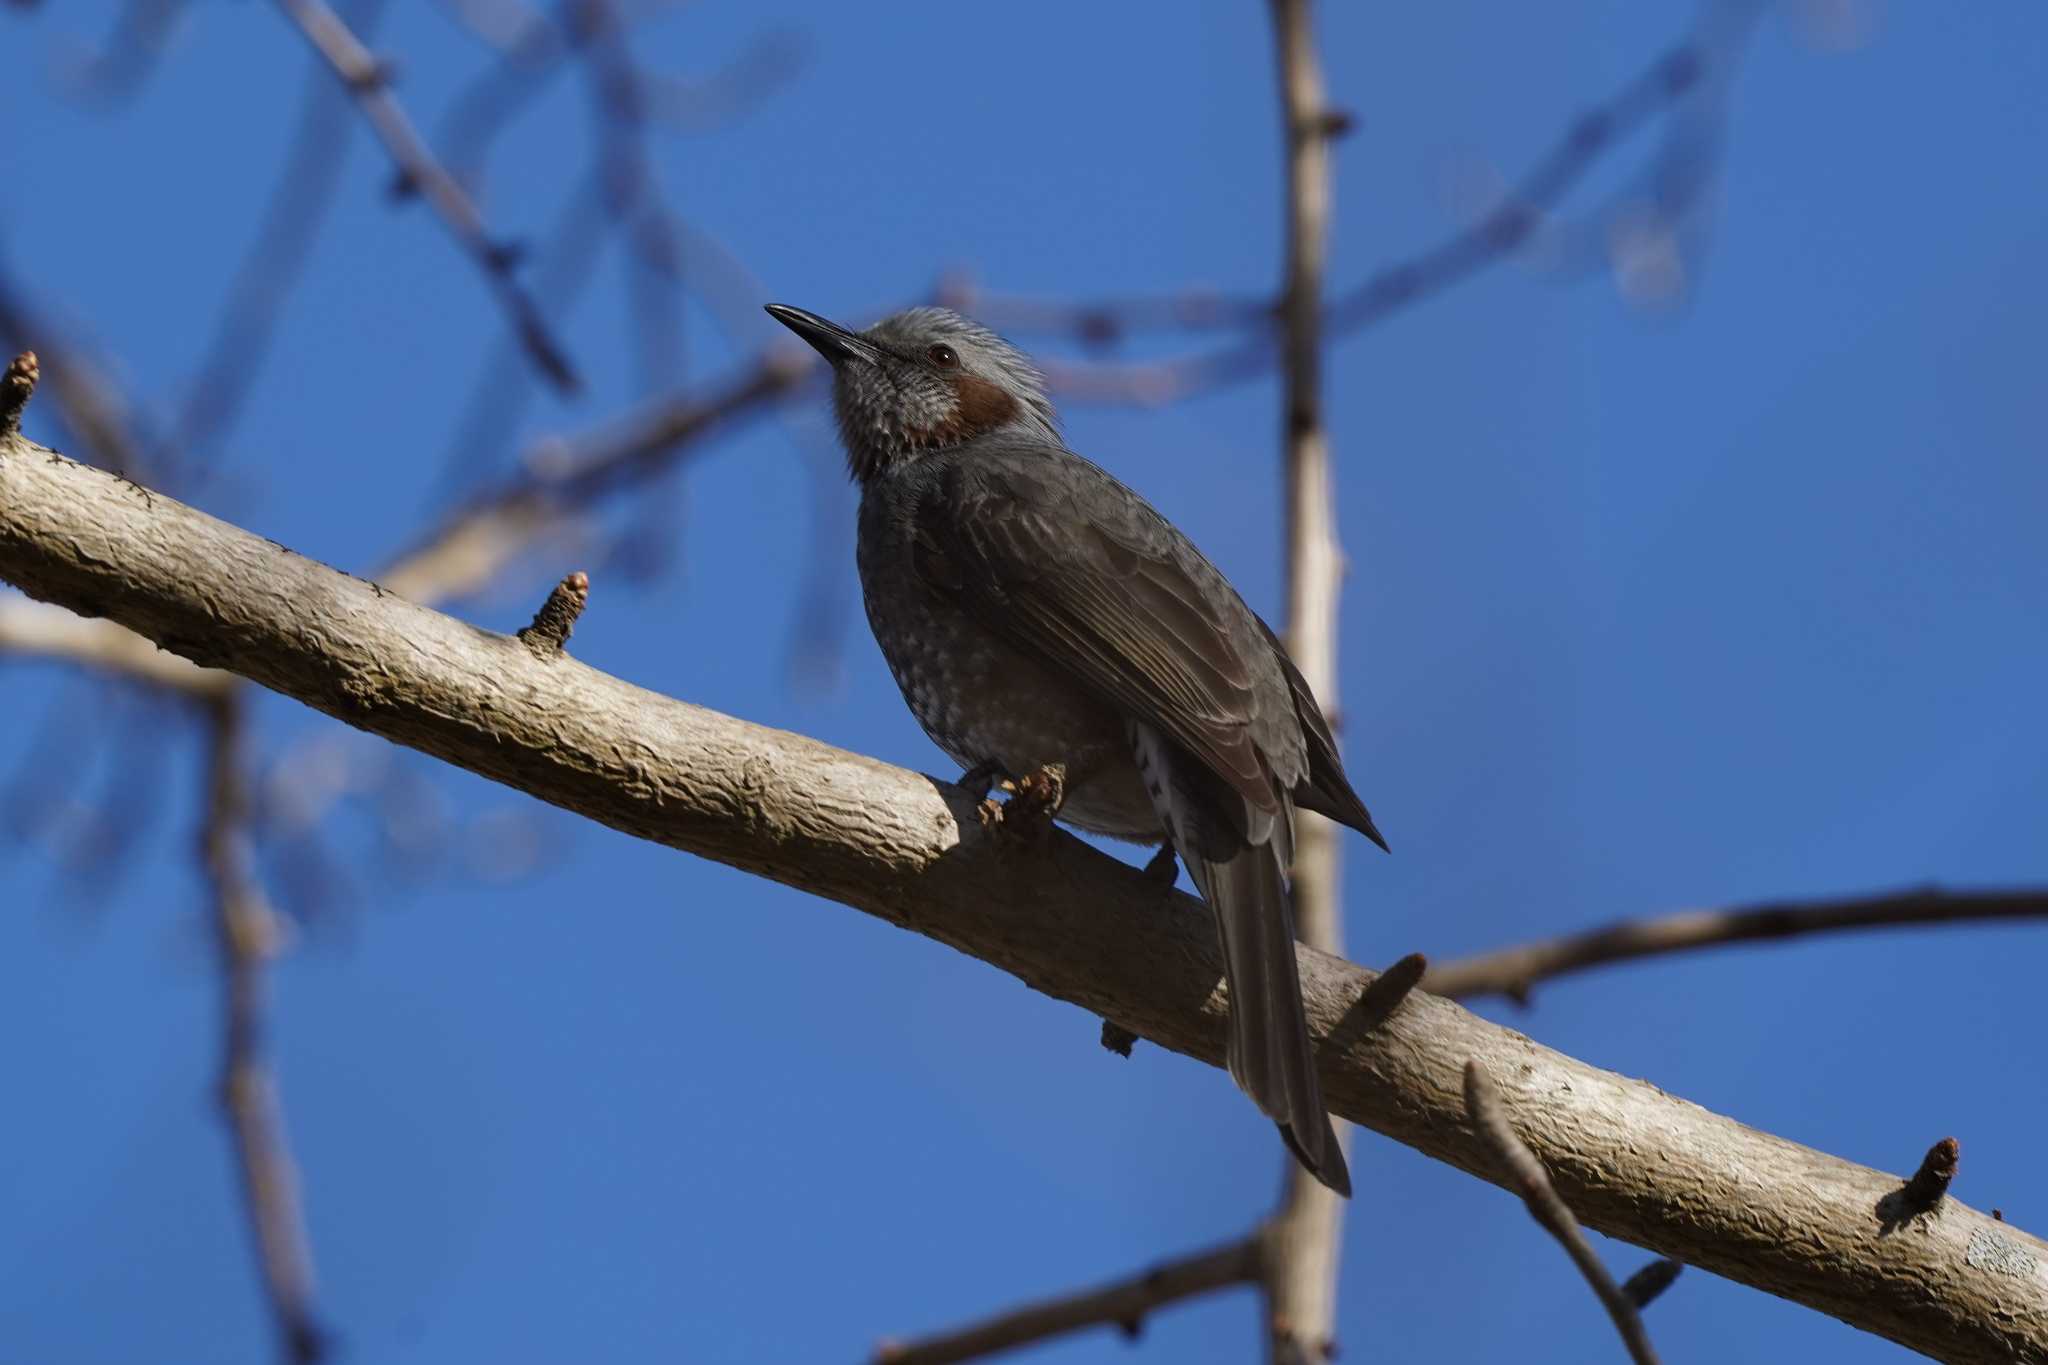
[767,302,1386,1197]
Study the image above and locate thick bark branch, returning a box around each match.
[3,439,2044,1364]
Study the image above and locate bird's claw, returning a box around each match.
[974,763,1066,845]
[1008,763,1066,823]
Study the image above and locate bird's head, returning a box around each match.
[766,304,1060,482]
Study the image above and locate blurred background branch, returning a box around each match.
[274,0,580,392]
[203,692,328,1365]
[1424,886,2048,1004]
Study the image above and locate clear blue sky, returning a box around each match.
[3,2,2043,1362]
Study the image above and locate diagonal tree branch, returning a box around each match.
[4,434,2045,1365]
[273,0,580,393]
[1424,888,2048,1004]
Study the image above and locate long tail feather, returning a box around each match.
[1186,843,1351,1198]
[1131,719,1349,1196]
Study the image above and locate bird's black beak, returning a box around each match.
[765,303,883,367]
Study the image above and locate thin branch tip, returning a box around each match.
[1622,1258,1684,1309]
[518,569,589,658]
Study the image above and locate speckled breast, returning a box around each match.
[855,500,1161,842]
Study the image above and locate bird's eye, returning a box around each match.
[926,343,960,369]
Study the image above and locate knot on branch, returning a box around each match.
[1100,1019,1139,1056]
[1,350,38,437]
[518,570,589,659]
[1348,951,1427,1035]
[1904,1136,1960,1207]
[1878,1136,1960,1233]
[346,54,399,92]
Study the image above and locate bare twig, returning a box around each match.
[203,692,326,1364]
[272,0,580,393]
[1423,888,2048,1003]
[1464,1060,1662,1365]
[4,446,2047,1364]
[1265,0,1349,1360]
[873,1238,1264,1365]
[517,569,588,657]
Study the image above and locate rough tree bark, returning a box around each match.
[3,436,2045,1364]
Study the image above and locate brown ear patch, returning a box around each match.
[904,372,1023,450]
[949,373,1020,439]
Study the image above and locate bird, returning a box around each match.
[766,302,1387,1197]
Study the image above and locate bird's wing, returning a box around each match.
[1252,614,1389,850]
[910,449,1300,845]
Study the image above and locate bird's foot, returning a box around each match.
[977,763,1066,843]
[1141,843,1179,892]
[1008,763,1067,824]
